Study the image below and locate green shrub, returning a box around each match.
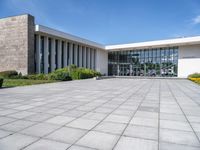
[188,73,200,78]
[23,74,49,80]
[0,78,3,88]
[0,70,18,78]
[49,68,72,81]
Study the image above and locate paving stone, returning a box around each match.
[20,122,60,137]
[77,131,119,150]
[66,118,100,130]
[160,120,192,131]
[0,133,38,150]
[0,120,36,132]
[94,121,126,135]
[130,117,158,128]
[104,114,131,124]
[68,145,96,150]
[114,136,158,150]
[46,127,87,144]
[24,139,70,150]
[0,130,12,138]
[45,116,75,125]
[160,128,200,147]
[159,142,200,150]
[124,124,158,140]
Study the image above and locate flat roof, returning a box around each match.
[106,36,200,50]
[35,25,200,51]
[35,25,105,49]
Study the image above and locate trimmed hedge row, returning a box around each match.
[0,65,101,81]
[0,78,3,88]
[188,73,200,78]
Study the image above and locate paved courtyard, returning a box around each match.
[0,79,200,150]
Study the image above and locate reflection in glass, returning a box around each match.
[108,47,178,77]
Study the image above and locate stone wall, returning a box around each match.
[0,14,35,74]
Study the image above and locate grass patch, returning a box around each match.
[3,79,57,88]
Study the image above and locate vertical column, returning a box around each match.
[74,44,78,66]
[83,46,87,68]
[36,34,41,74]
[87,48,91,69]
[57,40,62,68]
[91,49,94,70]
[79,46,82,67]
[93,49,96,70]
[63,41,67,67]
[51,38,56,72]
[44,36,49,74]
[69,43,73,65]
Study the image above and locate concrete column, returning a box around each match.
[51,38,56,72]
[83,46,87,68]
[36,34,41,74]
[44,36,49,74]
[63,41,67,67]
[57,40,62,68]
[69,43,73,65]
[94,49,96,70]
[79,46,83,67]
[87,48,91,69]
[74,44,78,66]
[91,49,94,70]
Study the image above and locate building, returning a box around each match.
[0,14,200,78]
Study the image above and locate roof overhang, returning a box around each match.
[35,24,200,51]
[35,25,105,49]
[105,36,200,51]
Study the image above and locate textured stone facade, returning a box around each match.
[0,14,35,74]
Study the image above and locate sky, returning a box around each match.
[1,0,200,45]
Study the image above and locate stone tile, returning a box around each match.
[77,131,119,150]
[94,121,126,135]
[160,120,192,131]
[45,116,75,125]
[160,113,187,122]
[160,129,200,147]
[124,125,158,140]
[82,112,107,121]
[0,117,16,126]
[68,145,95,150]
[0,120,36,132]
[46,127,87,144]
[114,136,158,150]
[0,130,12,138]
[0,133,38,150]
[159,142,200,150]
[20,122,59,137]
[24,139,70,150]
[104,114,131,124]
[130,117,158,128]
[25,113,54,122]
[66,118,100,130]
[8,111,36,119]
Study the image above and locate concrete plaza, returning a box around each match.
[0,79,200,150]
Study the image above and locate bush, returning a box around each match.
[0,78,3,88]
[188,73,200,78]
[0,70,18,78]
[49,68,72,81]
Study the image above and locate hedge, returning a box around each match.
[0,70,18,78]
[0,65,101,81]
[0,78,3,88]
[188,73,200,78]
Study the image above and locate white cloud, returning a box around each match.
[193,15,200,25]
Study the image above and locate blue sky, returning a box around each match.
[1,0,200,45]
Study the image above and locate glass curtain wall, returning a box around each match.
[108,47,178,77]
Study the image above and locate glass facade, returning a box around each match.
[108,47,178,77]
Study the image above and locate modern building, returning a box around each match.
[0,14,200,78]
